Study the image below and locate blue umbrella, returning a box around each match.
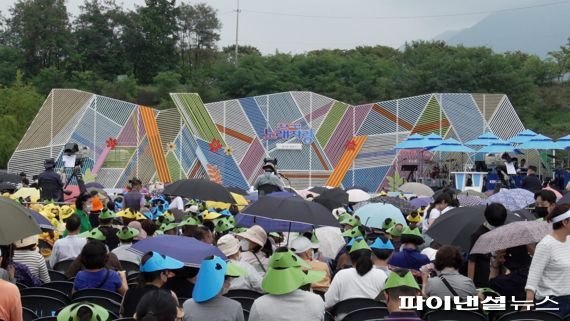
[465,132,501,146]
[394,134,425,150]
[517,134,561,150]
[509,129,538,144]
[410,197,432,209]
[429,138,475,153]
[129,235,226,267]
[354,203,407,229]
[31,211,54,230]
[477,140,516,153]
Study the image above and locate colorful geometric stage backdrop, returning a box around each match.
[8,90,540,192]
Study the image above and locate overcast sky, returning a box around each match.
[0,0,541,54]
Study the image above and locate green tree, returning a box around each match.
[6,0,72,75]
[32,67,66,95]
[100,75,137,101]
[72,0,129,79]
[0,45,23,85]
[122,0,179,84]
[0,71,43,166]
[548,37,570,81]
[177,3,221,67]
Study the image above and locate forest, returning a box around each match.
[0,0,569,167]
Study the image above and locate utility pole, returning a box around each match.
[234,0,240,65]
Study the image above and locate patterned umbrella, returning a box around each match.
[457,194,484,207]
[398,182,434,197]
[484,189,534,211]
[369,196,416,214]
[470,220,552,254]
[409,197,432,209]
[459,190,487,199]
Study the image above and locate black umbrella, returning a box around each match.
[513,209,536,221]
[236,195,340,232]
[163,179,234,203]
[345,186,370,193]
[426,205,523,251]
[85,182,105,189]
[0,197,41,245]
[0,182,17,192]
[226,186,249,196]
[558,193,570,205]
[0,170,20,184]
[309,186,328,194]
[313,187,349,211]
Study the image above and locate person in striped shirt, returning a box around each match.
[12,235,50,283]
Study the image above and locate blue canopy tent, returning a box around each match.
[509,129,538,144]
[517,134,561,150]
[429,138,476,153]
[556,135,570,150]
[478,140,517,153]
[394,133,425,150]
[465,132,501,146]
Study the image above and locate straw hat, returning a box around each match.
[15,235,39,248]
[237,225,267,247]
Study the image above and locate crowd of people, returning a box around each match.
[0,168,570,321]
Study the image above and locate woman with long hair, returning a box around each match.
[325,238,387,317]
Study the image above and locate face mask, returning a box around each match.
[240,239,250,251]
[534,206,549,218]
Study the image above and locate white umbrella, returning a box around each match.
[398,182,434,197]
[346,189,370,203]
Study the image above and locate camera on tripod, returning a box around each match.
[63,142,89,168]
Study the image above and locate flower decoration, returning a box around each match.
[209,138,222,152]
[167,142,176,151]
[345,139,357,151]
[106,137,118,149]
[224,146,234,156]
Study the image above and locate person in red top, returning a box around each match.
[0,248,23,321]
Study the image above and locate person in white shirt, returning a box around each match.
[49,214,87,268]
[525,204,570,317]
[217,234,263,292]
[111,227,141,265]
[422,192,454,231]
[237,225,272,274]
[168,196,184,211]
[325,238,387,318]
[249,248,326,321]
